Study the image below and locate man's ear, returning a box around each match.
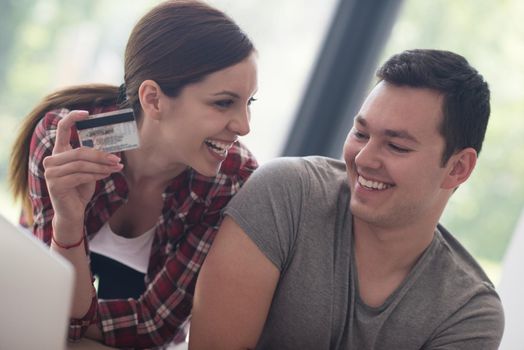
[138,80,163,120]
[441,148,477,190]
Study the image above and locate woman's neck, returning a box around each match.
[121,145,186,188]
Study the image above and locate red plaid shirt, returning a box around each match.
[26,106,258,348]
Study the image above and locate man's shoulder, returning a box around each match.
[409,225,502,330]
[229,155,348,212]
[257,155,346,180]
[302,155,347,180]
[374,227,504,349]
[434,224,496,289]
[409,226,505,348]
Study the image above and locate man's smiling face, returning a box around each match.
[343,81,452,230]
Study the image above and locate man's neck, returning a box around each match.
[354,219,436,272]
[352,219,436,307]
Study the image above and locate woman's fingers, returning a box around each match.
[43,147,123,194]
[44,147,121,168]
[47,172,116,192]
[45,110,124,216]
[44,159,123,179]
[53,110,89,155]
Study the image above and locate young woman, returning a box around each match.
[8,1,258,348]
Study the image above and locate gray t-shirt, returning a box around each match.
[225,156,504,350]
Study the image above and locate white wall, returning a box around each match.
[498,208,524,349]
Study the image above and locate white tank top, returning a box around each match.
[89,222,155,273]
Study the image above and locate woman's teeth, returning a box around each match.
[205,139,230,156]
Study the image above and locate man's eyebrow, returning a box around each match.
[384,129,420,144]
[212,90,240,99]
[354,115,420,144]
[355,115,367,126]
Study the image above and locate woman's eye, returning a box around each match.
[389,143,411,153]
[215,99,234,108]
[248,97,257,106]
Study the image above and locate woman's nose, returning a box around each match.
[229,108,251,136]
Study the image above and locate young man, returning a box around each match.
[189,49,504,350]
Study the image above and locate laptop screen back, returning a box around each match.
[0,214,74,350]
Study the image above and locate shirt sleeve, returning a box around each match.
[28,108,86,244]
[27,110,62,244]
[27,110,101,340]
[224,157,311,271]
[95,142,258,348]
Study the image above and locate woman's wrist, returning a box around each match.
[51,215,85,246]
[52,233,84,249]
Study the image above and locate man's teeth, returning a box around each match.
[358,175,391,190]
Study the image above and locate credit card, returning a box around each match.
[75,108,139,153]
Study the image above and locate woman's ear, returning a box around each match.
[138,80,163,120]
[441,148,477,190]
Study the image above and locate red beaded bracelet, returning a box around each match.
[51,234,85,249]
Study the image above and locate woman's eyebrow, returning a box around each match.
[213,91,240,98]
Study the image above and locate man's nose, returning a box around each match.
[354,140,382,170]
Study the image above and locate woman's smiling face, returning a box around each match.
[150,52,258,177]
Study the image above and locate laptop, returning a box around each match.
[0,213,74,350]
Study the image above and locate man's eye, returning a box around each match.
[351,128,368,139]
[215,99,234,108]
[389,143,411,153]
